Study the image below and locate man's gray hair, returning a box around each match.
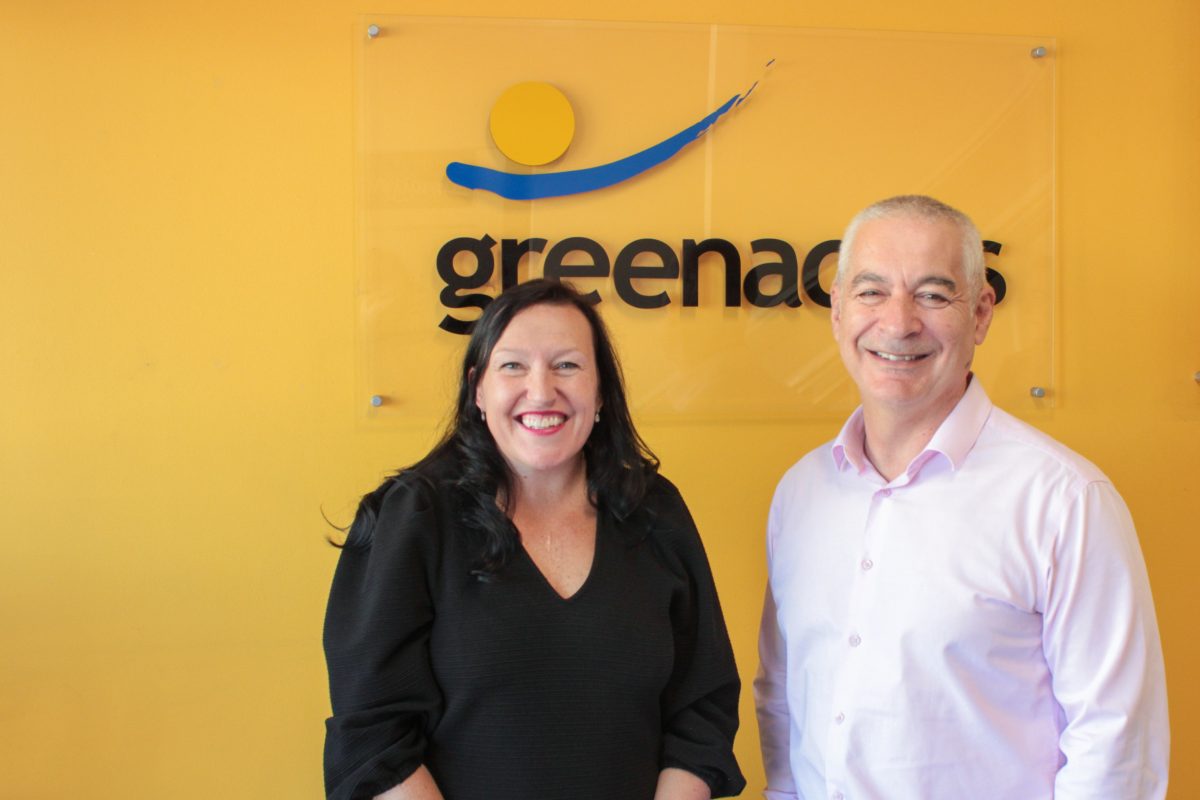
[836,195,987,300]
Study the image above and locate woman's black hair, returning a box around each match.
[342,278,659,577]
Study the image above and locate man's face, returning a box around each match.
[831,214,994,423]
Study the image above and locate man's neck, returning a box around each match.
[860,393,963,482]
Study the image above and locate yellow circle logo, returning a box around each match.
[488,82,575,166]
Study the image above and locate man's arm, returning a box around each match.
[1045,481,1169,799]
[754,584,798,800]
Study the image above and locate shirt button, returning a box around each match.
[832,792,844,800]
[861,558,873,571]
[848,633,862,647]
[879,488,892,498]
[834,712,845,724]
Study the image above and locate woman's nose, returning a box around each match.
[525,367,555,402]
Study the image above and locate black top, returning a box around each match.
[323,463,744,800]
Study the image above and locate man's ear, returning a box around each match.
[830,282,842,335]
[973,284,996,345]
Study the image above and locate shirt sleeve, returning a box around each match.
[651,479,747,798]
[322,476,445,800]
[754,484,798,800]
[1043,480,1169,800]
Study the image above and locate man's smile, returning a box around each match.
[868,349,930,363]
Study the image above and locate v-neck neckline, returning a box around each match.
[518,513,603,602]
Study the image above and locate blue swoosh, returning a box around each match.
[446,91,746,201]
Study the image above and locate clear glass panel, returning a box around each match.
[356,16,1055,423]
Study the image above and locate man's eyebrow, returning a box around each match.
[849,272,888,287]
[848,272,959,290]
[917,276,958,291]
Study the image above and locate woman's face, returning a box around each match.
[474,303,602,483]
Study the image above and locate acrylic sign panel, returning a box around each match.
[356,17,1055,422]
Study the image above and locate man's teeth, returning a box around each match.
[521,414,565,429]
[874,351,924,362]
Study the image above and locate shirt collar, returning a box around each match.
[832,375,994,477]
[831,407,869,473]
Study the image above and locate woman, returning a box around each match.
[324,279,744,800]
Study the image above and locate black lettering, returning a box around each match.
[500,238,546,291]
[544,237,609,304]
[434,233,1009,332]
[800,239,840,309]
[681,238,741,307]
[437,234,497,334]
[744,238,801,308]
[982,240,1006,304]
[613,238,679,309]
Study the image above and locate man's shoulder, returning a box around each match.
[980,404,1111,486]
[784,437,837,472]
[771,439,839,500]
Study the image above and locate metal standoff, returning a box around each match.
[1030,386,1047,398]
[1031,46,1047,58]
[370,394,384,407]
[367,24,381,39]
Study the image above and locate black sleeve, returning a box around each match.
[651,478,747,798]
[322,476,444,800]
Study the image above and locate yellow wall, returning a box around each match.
[2,1,1195,797]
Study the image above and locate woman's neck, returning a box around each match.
[505,457,590,517]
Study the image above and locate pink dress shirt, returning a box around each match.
[755,377,1168,800]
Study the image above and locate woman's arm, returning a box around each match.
[652,477,746,798]
[374,766,445,800]
[654,767,711,800]
[324,477,445,800]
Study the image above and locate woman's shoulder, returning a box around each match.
[624,472,699,543]
[345,457,461,549]
[622,472,717,581]
[639,471,687,513]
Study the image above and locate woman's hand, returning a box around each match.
[373,766,445,800]
[653,767,711,800]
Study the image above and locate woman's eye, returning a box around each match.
[554,361,580,371]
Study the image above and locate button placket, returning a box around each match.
[827,483,888,799]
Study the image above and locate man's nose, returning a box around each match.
[878,297,921,340]
[879,296,922,337]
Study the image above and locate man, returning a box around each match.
[754,196,1169,799]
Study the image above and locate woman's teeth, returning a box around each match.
[520,414,565,429]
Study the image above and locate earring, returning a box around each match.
[594,411,601,423]
[480,409,487,422]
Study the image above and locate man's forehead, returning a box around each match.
[848,269,959,289]
[846,216,965,283]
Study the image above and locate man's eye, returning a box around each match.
[856,290,884,302]
[917,293,950,308]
